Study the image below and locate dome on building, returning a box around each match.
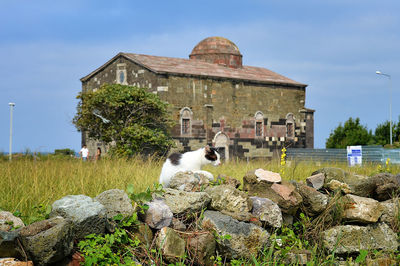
[189,37,243,68]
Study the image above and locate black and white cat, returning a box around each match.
[159,145,221,187]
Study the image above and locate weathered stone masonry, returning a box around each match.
[80,37,314,159]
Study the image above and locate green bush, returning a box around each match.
[54,148,75,156]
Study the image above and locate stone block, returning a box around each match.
[205,185,252,213]
[296,183,329,216]
[342,194,383,223]
[156,227,185,260]
[323,223,398,255]
[0,211,24,232]
[187,232,216,266]
[306,173,325,190]
[250,196,282,228]
[95,189,135,219]
[50,195,107,239]
[162,188,211,215]
[141,199,172,229]
[201,210,269,259]
[18,216,74,265]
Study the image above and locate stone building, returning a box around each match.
[80,36,314,160]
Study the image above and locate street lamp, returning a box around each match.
[376,70,393,145]
[8,102,15,161]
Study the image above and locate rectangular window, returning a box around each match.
[182,119,190,134]
[256,122,263,136]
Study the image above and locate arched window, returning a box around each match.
[255,111,264,137]
[286,113,295,138]
[180,107,193,136]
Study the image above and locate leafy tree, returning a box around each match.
[374,118,400,146]
[73,84,174,156]
[374,121,391,146]
[326,117,373,148]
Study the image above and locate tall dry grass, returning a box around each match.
[0,156,397,220]
[0,156,162,218]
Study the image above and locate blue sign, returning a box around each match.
[347,146,362,166]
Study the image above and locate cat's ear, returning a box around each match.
[205,145,211,153]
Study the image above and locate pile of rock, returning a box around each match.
[1,168,399,265]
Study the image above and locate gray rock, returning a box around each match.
[0,211,24,231]
[282,213,294,226]
[312,167,347,181]
[95,189,135,219]
[326,180,352,194]
[219,210,256,223]
[313,168,376,197]
[372,173,400,201]
[169,171,211,191]
[171,217,186,231]
[187,231,216,265]
[216,174,241,188]
[379,198,399,225]
[156,227,185,260]
[201,210,269,259]
[250,196,282,228]
[0,229,21,258]
[342,194,383,223]
[306,173,325,190]
[18,216,74,265]
[50,194,107,239]
[141,199,172,229]
[323,223,398,254]
[205,185,252,213]
[162,188,211,214]
[296,183,329,216]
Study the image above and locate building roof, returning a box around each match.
[81,52,306,87]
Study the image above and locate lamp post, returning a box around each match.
[8,102,15,161]
[376,71,392,146]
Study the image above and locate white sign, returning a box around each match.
[347,146,362,166]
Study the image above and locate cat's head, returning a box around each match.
[204,145,221,166]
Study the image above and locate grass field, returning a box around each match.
[1,155,397,222]
[1,155,399,264]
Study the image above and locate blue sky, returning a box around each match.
[1,0,399,153]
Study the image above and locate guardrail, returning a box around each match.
[286,146,400,164]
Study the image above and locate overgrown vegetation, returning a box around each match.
[78,214,141,265]
[72,84,175,156]
[326,117,400,148]
[3,155,399,221]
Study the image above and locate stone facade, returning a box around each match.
[80,37,314,159]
